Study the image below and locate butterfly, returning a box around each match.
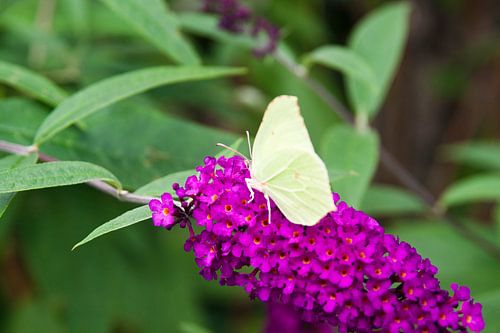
[220,95,337,226]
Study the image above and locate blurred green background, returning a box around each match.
[0,0,499,332]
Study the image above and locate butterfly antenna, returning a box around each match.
[245,130,253,159]
[216,143,249,160]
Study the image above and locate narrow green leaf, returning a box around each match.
[320,125,379,207]
[134,170,194,197]
[444,141,500,171]
[347,2,410,117]
[303,45,377,90]
[100,0,200,65]
[72,205,150,250]
[0,153,38,218]
[361,184,425,216]
[440,174,500,207]
[0,60,67,106]
[34,66,245,144]
[0,161,121,193]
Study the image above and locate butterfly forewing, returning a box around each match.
[251,95,314,171]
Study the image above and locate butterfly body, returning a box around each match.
[245,95,337,226]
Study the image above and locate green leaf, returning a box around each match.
[7,300,65,333]
[0,153,37,170]
[361,184,426,216]
[215,137,244,158]
[0,153,38,218]
[347,2,410,117]
[0,97,238,189]
[72,205,150,250]
[320,125,379,207]
[0,59,67,106]
[328,169,358,184]
[387,221,500,294]
[134,170,195,197]
[177,12,256,50]
[477,289,500,333]
[0,161,121,193]
[0,98,48,145]
[303,45,377,89]
[440,174,500,207]
[100,0,200,65]
[34,66,245,144]
[495,203,500,244]
[180,322,213,333]
[444,141,500,170]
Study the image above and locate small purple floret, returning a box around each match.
[149,193,176,229]
[149,155,485,332]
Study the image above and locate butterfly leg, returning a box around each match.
[245,178,255,202]
[265,194,272,224]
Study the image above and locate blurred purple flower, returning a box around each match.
[150,155,485,333]
[201,0,280,57]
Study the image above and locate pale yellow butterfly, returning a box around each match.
[237,95,337,226]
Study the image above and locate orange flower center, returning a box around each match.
[162,208,170,216]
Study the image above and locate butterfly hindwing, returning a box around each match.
[254,148,336,226]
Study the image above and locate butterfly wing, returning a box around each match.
[254,148,336,226]
[251,95,314,169]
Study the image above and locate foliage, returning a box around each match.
[0,0,498,332]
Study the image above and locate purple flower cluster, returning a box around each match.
[201,0,280,57]
[149,155,485,333]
